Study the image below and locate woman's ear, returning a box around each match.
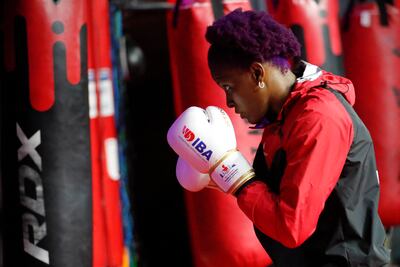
[250,62,265,83]
[250,62,266,90]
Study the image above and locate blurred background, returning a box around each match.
[1,0,399,266]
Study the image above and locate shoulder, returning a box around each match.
[288,87,352,125]
[281,88,354,143]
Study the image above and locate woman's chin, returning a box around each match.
[240,114,259,125]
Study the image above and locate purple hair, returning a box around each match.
[205,8,301,72]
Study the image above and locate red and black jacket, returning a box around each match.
[237,62,390,266]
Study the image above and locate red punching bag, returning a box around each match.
[2,0,92,266]
[266,0,344,75]
[341,2,400,226]
[88,0,124,265]
[167,0,271,266]
[87,4,108,267]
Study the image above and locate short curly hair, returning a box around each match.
[205,8,301,71]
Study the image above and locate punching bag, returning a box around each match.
[2,0,92,266]
[341,2,400,226]
[266,0,344,75]
[87,0,124,265]
[87,5,108,267]
[167,0,270,266]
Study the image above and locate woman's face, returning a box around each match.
[210,63,269,124]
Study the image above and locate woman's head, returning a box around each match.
[206,8,301,71]
[205,8,300,124]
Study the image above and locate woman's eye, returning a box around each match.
[223,85,232,93]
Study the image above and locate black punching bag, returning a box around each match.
[2,1,92,266]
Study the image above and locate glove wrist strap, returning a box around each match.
[209,148,238,175]
[209,150,255,193]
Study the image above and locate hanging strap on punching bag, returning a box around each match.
[210,0,224,20]
[173,0,224,28]
[172,0,183,28]
[375,0,394,25]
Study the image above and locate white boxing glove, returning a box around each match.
[176,157,219,192]
[167,106,255,194]
[167,106,235,173]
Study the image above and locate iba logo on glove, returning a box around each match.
[182,125,213,161]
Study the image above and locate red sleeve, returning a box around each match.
[237,105,354,248]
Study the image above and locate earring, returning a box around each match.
[258,81,265,88]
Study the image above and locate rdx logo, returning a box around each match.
[182,125,213,161]
[17,123,49,264]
